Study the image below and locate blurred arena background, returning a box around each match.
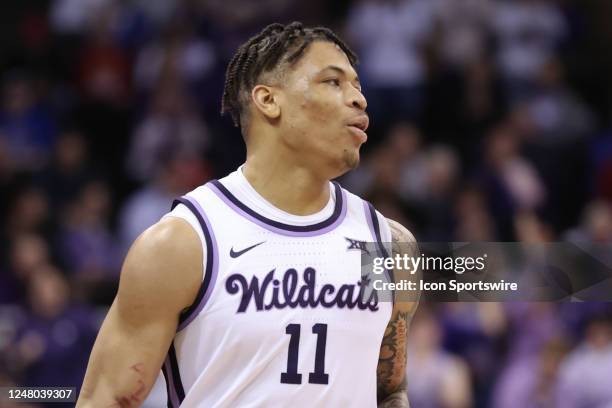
[1,0,612,407]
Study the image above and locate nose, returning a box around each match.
[349,87,367,111]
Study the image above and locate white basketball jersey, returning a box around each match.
[159,167,393,408]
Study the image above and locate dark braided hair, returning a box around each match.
[221,22,358,130]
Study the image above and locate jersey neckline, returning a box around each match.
[207,179,347,236]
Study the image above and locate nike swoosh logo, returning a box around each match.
[230,241,266,258]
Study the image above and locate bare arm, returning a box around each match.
[77,217,202,407]
[377,219,419,408]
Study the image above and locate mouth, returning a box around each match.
[346,115,369,143]
[347,125,368,143]
[347,115,369,132]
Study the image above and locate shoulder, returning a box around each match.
[132,216,201,258]
[117,216,202,317]
[384,217,419,269]
[383,218,420,312]
[385,218,417,244]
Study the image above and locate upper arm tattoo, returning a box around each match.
[377,219,419,406]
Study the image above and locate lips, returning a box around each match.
[347,127,368,144]
[347,115,369,132]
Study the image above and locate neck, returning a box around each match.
[242,149,331,216]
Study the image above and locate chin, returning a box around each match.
[343,149,360,170]
[321,149,360,180]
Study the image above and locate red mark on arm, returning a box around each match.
[104,362,148,407]
[128,379,146,403]
[130,363,145,374]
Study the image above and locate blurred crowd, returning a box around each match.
[1,0,611,407]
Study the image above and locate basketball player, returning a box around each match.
[77,22,418,407]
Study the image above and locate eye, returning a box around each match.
[324,78,341,87]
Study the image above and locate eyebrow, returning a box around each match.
[320,65,361,87]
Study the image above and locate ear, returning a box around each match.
[251,85,281,121]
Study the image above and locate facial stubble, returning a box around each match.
[343,148,360,170]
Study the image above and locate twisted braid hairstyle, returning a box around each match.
[221,22,358,131]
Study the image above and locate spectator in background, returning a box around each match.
[421,146,459,240]
[126,78,209,182]
[565,200,612,244]
[504,303,565,362]
[514,211,554,243]
[494,337,570,408]
[391,123,429,204]
[346,0,434,125]
[49,0,114,37]
[7,234,51,282]
[345,122,461,239]
[562,201,612,303]
[2,188,54,305]
[343,123,453,236]
[200,0,285,28]
[433,0,491,71]
[4,186,53,239]
[479,123,546,239]
[557,314,612,407]
[36,129,98,212]
[77,3,131,107]
[10,266,97,398]
[454,185,497,241]
[423,52,507,163]
[456,56,507,159]
[522,58,595,145]
[506,57,595,233]
[119,151,210,256]
[407,306,473,408]
[129,0,178,30]
[2,232,51,305]
[343,122,427,198]
[440,303,506,407]
[58,180,119,304]
[492,0,567,102]
[133,16,217,97]
[0,72,57,173]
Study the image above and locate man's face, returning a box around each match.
[276,41,368,177]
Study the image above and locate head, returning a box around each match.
[27,265,70,318]
[409,306,442,352]
[222,22,368,178]
[584,313,612,349]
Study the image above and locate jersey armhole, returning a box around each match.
[166,197,219,332]
[374,210,393,256]
[362,201,395,293]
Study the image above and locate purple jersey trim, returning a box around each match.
[162,343,183,407]
[171,196,219,332]
[207,180,347,237]
[160,363,172,408]
[364,200,377,243]
[363,201,395,292]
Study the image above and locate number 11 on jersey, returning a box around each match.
[280,323,329,385]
